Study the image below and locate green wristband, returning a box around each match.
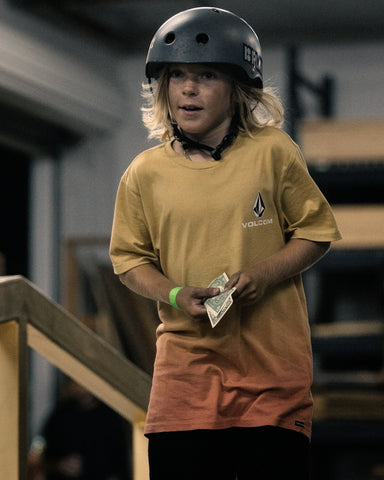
[169,287,183,310]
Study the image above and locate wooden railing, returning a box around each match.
[0,275,152,480]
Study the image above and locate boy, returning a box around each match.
[110,7,341,479]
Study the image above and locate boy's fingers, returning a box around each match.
[207,287,221,297]
[225,272,240,289]
[193,287,220,298]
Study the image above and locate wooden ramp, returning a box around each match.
[299,118,384,426]
[0,275,152,480]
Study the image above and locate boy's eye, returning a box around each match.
[202,71,215,79]
[168,68,219,81]
[169,69,183,78]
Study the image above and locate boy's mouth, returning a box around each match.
[181,105,203,111]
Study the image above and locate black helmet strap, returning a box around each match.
[172,112,239,161]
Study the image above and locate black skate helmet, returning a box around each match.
[145,7,263,89]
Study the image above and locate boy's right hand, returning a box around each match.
[176,286,220,320]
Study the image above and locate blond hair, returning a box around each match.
[141,67,284,142]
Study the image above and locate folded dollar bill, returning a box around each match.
[204,273,236,328]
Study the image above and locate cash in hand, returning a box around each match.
[204,273,236,328]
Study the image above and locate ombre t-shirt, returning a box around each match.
[110,127,341,439]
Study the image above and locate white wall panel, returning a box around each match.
[0,15,124,134]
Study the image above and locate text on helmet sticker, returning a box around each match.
[243,43,259,73]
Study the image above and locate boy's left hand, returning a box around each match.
[225,267,268,306]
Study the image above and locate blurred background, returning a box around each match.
[0,1,383,478]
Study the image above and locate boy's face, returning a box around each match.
[168,63,233,145]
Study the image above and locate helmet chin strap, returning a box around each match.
[172,113,239,160]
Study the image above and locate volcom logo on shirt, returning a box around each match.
[253,192,265,218]
[242,192,273,229]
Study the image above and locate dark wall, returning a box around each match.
[0,145,30,276]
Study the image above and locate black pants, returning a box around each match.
[148,426,310,480]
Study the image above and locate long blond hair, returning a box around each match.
[141,67,284,142]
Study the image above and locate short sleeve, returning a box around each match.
[109,167,160,275]
[279,149,342,243]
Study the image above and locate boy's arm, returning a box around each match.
[119,264,219,319]
[225,238,330,306]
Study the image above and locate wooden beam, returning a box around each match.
[27,324,146,424]
[133,421,149,480]
[0,321,19,480]
[313,390,384,421]
[332,205,384,249]
[299,119,384,164]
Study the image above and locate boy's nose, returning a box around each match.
[182,78,198,95]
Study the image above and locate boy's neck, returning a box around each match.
[172,140,211,162]
[171,115,239,161]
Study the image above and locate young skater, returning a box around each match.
[110,7,341,479]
